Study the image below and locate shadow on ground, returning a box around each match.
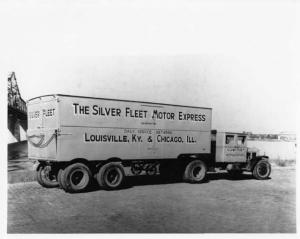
[79,172,263,194]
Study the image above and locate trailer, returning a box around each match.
[27,94,271,193]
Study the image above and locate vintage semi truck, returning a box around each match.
[27,94,271,193]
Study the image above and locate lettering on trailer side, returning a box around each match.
[84,130,197,144]
[28,109,55,119]
[72,103,208,122]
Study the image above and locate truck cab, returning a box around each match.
[211,130,271,179]
[215,132,248,163]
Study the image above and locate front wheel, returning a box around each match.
[252,159,271,180]
[183,160,207,183]
[36,164,59,188]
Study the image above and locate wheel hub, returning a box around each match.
[258,163,268,176]
[42,166,56,181]
[192,166,203,178]
[107,169,120,185]
[71,171,84,185]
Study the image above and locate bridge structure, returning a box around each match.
[8,72,27,143]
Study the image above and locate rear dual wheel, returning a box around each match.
[59,163,92,193]
[58,162,125,192]
[183,160,207,183]
[57,168,67,189]
[96,162,125,190]
[36,164,59,188]
[160,160,207,183]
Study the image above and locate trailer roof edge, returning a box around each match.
[27,94,213,110]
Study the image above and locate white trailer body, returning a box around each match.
[27,94,212,162]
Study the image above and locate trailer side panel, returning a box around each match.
[28,95,212,162]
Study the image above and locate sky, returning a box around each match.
[1,0,298,134]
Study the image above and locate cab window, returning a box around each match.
[237,136,246,145]
[225,135,235,145]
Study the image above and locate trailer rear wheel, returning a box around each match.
[36,164,59,188]
[61,163,92,193]
[96,162,125,190]
[57,169,67,189]
[252,159,271,180]
[183,160,207,183]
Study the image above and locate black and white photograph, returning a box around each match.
[1,0,299,236]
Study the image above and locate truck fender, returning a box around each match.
[250,156,269,170]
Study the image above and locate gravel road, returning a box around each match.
[8,166,296,233]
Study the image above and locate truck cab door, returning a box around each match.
[215,133,247,163]
[224,134,247,162]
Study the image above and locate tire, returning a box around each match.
[252,159,271,180]
[96,162,125,190]
[183,160,207,183]
[36,164,59,188]
[61,163,92,193]
[57,169,67,189]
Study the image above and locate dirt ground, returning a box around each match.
[8,157,35,184]
[7,166,296,233]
